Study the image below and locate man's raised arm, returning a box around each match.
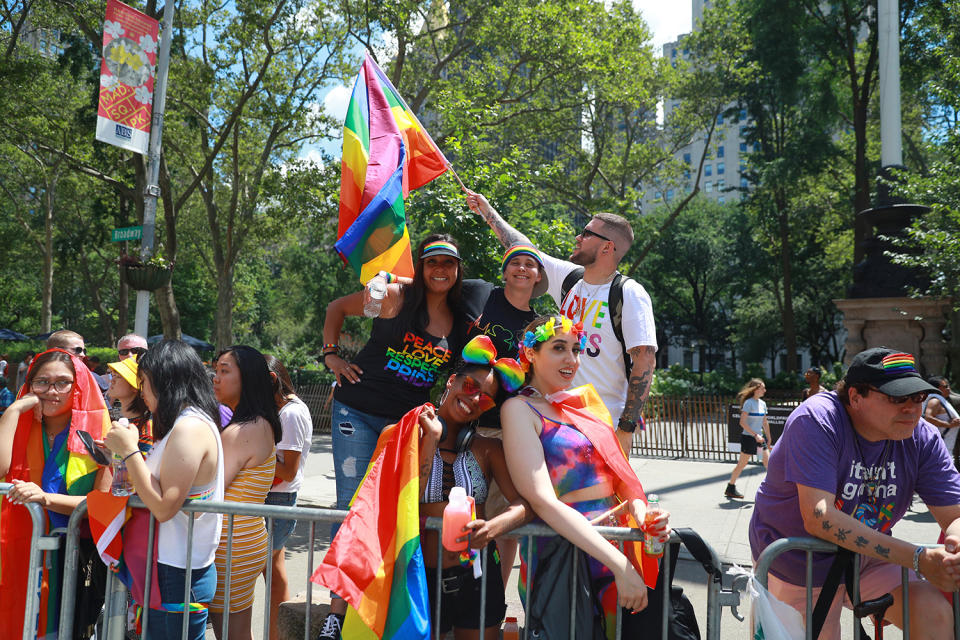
[465,190,534,249]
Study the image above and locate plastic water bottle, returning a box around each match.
[363,275,388,317]
[643,494,665,557]
[442,486,474,552]
[503,617,520,640]
[111,418,135,496]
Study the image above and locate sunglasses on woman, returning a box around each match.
[459,375,496,413]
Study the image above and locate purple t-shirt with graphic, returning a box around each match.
[749,391,960,584]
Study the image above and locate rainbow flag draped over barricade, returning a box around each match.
[311,404,431,639]
[335,53,448,283]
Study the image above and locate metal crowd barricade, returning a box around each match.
[754,536,960,640]
[0,482,64,640]
[421,518,736,640]
[55,495,738,640]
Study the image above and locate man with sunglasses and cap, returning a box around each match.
[749,347,960,640]
[465,190,657,455]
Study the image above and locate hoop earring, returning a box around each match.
[438,389,449,407]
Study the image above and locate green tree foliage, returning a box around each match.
[642,197,748,370]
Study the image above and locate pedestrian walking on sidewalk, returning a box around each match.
[726,378,771,499]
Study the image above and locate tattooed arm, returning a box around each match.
[464,190,533,249]
[616,345,656,456]
[798,484,960,591]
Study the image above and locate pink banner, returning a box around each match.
[95,0,158,154]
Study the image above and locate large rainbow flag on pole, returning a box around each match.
[311,405,431,639]
[335,53,448,283]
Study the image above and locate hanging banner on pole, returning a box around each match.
[95,0,158,155]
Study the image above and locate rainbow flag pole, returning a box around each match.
[335,53,450,284]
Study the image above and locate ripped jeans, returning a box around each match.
[330,399,396,541]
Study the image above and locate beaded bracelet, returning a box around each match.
[322,343,339,353]
[377,270,397,284]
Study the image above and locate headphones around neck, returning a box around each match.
[438,416,477,454]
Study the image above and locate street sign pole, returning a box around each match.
[134,0,173,339]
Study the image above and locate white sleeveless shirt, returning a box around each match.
[145,406,225,568]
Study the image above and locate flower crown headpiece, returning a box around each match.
[518,317,587,370]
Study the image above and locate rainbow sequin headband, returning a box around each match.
[521,317,587,351]
[461,335,525,393]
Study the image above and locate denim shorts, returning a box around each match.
[265,490,298,550]
[147,562,216,640]
[330,399,396,539]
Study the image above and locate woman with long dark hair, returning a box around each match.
[319,233,469,638]
[0,348,112,639]
[103,340,224,640]
[261,354,313,640]
[209,345,281,640]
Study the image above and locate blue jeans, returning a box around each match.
[330,400,395,539]
[147,562,216,640]
[265,490,298,550]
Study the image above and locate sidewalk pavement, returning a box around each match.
[257,434,939,640]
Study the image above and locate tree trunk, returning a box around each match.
[778,205,798,373]
[951,307,960,383]
[157,158,182,339]
[214,266,234,352]
[40,172,57,333]
[156,282,181,340]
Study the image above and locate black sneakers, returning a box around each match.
[725,483,744,499]
[317,612,345,640]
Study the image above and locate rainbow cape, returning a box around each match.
[312,404,431,639]
[547,384,660,587]
[335,53,448,284]
[0,349,109,640]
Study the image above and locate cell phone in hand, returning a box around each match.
[77,429,111,466]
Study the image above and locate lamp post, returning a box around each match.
[133,0,173,338]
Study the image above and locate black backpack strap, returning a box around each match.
[608,272,631,380]
[560,268,585,307]
[810,548,868,640]
[673,528,722,584]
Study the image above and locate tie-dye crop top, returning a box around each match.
[523,401,618,498]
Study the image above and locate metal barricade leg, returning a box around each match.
[103,570,128,640]
[58,501,87,640]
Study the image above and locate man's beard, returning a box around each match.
[569,246,596,266]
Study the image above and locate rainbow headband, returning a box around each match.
[881,352,917,374]
[420,241,461,260]
[461,335,525,393]
[501,243,543,272]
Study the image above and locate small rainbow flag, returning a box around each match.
[312,405,431,639]
[335,53,448,284]
[881,352,916,373]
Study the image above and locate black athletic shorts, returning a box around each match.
[740,433,759,455]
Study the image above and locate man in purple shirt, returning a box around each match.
[749,347,960,640]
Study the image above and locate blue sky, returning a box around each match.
[304,1,692,162]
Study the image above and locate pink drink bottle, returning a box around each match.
[442,486,474,552]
